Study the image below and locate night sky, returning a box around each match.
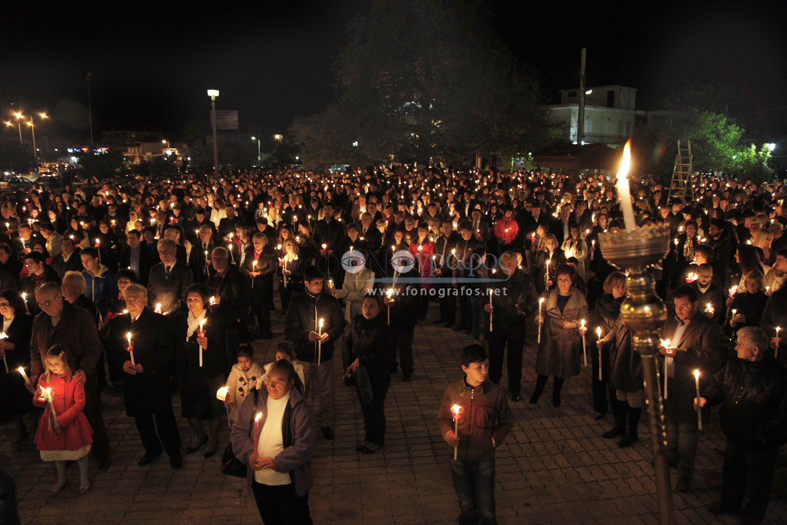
[2,0,786,143]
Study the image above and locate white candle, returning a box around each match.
[694,369,702,430]
[18,366,31,386]
[776,327,782,359]
[216,386,228,401]
[317,318,324,366]
[252,260,258,289]
[614,141,637,230]
[21,293,28,313]
[386,289,394,323]
[126,332,135,366]
[228,244,235,263]
[199,319,207,367]
[451,405,464,460]
[538,298,545,344]
[488,289,494,332]
[545,259,550,286]
[660,339,671,399]
[580,320,587,367]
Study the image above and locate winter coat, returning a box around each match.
[231,386,315,497]
[760,287,787,363]
[409,241,434,288]
[243,246,277,305]
[536,287,589,379]
[385,268,420,331]
[30,302,102,379]
[174,311,226,382]
[225,363,264,424]
[106,309,175,417]
[438,378,514,461]
[659,313,722,424]
[146,261,194,315]
[284,290,346,363]
[33,374,93,452]
[82,264,118,316]
[342,315,393,388]
[487,269,538,329]
[534,249,567,294]
[207,266,248,327]
[333,267,374,322]
[604,320,643,393]
[702,356,787,452]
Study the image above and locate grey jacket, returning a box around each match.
[230,386,316,496]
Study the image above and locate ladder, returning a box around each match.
[668,140,693,203]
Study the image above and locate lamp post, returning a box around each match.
[26,113,47,158]
[207,89,220,175]
[251,136,261,167]
[14,112,24,144]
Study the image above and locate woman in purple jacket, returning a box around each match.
[230,359,316,524]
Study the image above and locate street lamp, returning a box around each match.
[26,113,47,158]
[251,136,261,167]
[13,112,23,144]
[207,89,219,175]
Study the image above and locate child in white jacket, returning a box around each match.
[224,345,263,426]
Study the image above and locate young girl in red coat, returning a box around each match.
[33,344,94,496]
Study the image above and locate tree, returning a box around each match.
[291,0,552,167]
[76,149,125,180]
[0,138,37,175]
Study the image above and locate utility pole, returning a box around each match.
[577,48,587,146]
[86,73,94,146]
[208,90,220,175]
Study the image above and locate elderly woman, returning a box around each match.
[531,265,589,407]
[329,248,374,323]
[230,359,315,524]
[176,283,226,458]
[588,272,627,419]
[342,294,393,453]
[727,271,768,336]
[0,290,34,442]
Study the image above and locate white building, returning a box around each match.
[548,85,647,146]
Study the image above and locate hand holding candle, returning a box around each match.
[660,339,671,399]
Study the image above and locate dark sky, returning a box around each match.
[2,0,786,143]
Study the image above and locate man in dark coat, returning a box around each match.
[312,202,345,255]
[118,230,153,286]
[453,221,482,332]
[486,252,538,401]
[382,262,420,382]
[188,225,217,284]
[659,284,721,492]
[689,264,724,325]
[106,283,182,469]
[285,265,346,440]
[700,327,787,523]
[433,220,462,326]
[29,282,111,470]
[207,246,248,370]
[146,239,193,315]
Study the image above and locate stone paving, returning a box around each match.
[3,301,787,524]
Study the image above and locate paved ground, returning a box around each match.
[3,301,787,525]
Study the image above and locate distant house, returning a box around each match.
[548,85,649,146]
[101,130,180,165]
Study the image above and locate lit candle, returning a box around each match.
[44,387,57,420]
[386,288,394,323]
[660,339,670,399]
[155,303,162,314]
[216,386,228,402]
[95,239,102,264]
[538,298,545,344]
[488,289,494,332]
[595,325,602,380]
[126,332,135,366]
[776,327,782,359]
[450,404,464,460]
[317,318,324,366]
[321,243,327,252]
[254,412,262,445]
[198,319,206,367]
[731,309,737,325]
[545,259,550,286]
[21,293,28,313]
[614,141,636,230]
[209,296,215,306]
[580,320,587,367]
[694,369,702,431]
[18,366,31,386]
[729,286,737,297]
[228,244,235,263]
[705,303,713,315]
[252,259,258,289]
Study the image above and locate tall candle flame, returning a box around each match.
[616,141,631,182]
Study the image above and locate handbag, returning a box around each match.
[221,389,258,478]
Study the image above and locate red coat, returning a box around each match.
[33,374,93,452]
[409,240,435,288]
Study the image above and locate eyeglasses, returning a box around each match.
[0,301,10,307]
[39,294,61,309]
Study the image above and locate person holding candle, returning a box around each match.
[724,244,763,297]
[698,327,787,523]
[207,247,248,374]
[329,246,374,323]
[30,282,111,471]
[312,201,345,257]
[725,271,768,339]
[278,239,304,314]
[409,223,435,321]
[452,221,483,333]
[439,344,514,525]
[533,233,565,295]
[687,263,724,324]
[284,266,346,441]
[658,284,721,492]
[33,344,94,495]
[224,345,264,427]
[432,219,461,327]
[342,294,393,453]
[175,284,226,458]
[760,282,787,363]
[0,290,34,443]
[20,252,60,316]
[243,233,277,340]
[485,251,538,402]
[587,272,627,420]
[146,239,194,316]
[80,247,117,318]
[561,225,588,281]
[531,264,588,407]
[230,359,315,524]
[187,224,217,285]
[106,284,183,469]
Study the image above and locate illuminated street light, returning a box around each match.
[766,143,777,151]
[274,134,283,142]
[207,89,219,174]
[251,136,260,166]
[12,113,24,143]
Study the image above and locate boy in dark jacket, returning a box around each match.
[439,344,514,525]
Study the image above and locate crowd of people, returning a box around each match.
[0,165,786,524]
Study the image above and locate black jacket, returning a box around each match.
[702,356,787,451]
[488,269,538,329]
[284,290,346,363]
[342,315,393,388]
[207,266,248,327]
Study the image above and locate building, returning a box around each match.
[548,85,647,146]
[101,130,180,165]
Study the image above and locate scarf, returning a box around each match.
[683,236,694,259]
[187,310,206,341]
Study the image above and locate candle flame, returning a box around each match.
[319,318,324,327]
[580,319,585,328]
[661,339,670,347]
[126,332,132,343]
[693,369,700,379]
[616,140,631,182]
[255,412,262,422]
